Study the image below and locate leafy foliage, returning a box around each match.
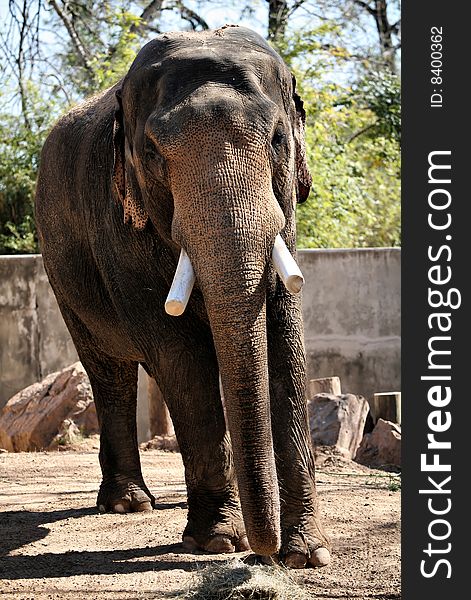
[0,7,141,254]
[0,84,56,253]
[351,70,401,142]
[297,81,400,248]
[277,28,400,248]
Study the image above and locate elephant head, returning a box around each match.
[111,26,312,556]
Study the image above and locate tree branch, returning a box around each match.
[7,0,38,129]
[129,0,164,37]
[48,0,94,75]
[17,0,31,129]
[174,1,209,30]
[352,0,376,17]
[346,121,377,143]
[391,18,401,35]
[287,0,307,18]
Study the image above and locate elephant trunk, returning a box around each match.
[190,233,281,555]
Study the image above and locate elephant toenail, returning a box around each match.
[135,501,153,512]
[236,536,250,552]
[283,552,307,569]
[309,547,331,567]
[114,503,126,513]
[182,536,198,551]
[98,504,106,513]
[205,536,235,554]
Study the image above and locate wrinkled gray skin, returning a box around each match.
[35,26,330,567]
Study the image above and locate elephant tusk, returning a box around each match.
[271,234,305,294]
[165,235,303,315]
[165,248,196,316]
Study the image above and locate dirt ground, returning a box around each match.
[0,442,400,599]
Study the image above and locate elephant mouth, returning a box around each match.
[164,234,304,316]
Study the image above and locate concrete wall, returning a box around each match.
[0,256,78,407]
[0,250,400,433]
[298,248,401,401]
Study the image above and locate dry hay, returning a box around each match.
[164,558,310,600]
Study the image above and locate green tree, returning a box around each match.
[0,83,58,253]
[0,2,149,253]
[277,26,400,248]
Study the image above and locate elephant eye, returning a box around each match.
[271,126,286,152]
[144,138,158,160]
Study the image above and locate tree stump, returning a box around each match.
[148,377,174,437]
[308,377,341,398]
[371,392,401,425]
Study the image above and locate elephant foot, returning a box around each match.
[279,522,331,569]
[282,547,331,568]
[97,477,155,513]
[183,501,249,554]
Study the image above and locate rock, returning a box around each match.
[49,418,82,449]
[147,377,174,437]
[308,377,342,397]
[355,418,401,469]
[140,434,179,452]
[0,362,98,452]
[308,393,369,459]
[314,445,354,469]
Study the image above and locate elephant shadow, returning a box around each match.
[0,503,208,580]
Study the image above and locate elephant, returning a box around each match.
[35,25,330,568]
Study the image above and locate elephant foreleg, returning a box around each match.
[57,305,154,513]
[93,359,154,513]
[148,316,249,554]
[267,291,331,568]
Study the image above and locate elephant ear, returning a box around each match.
[292,76,312,203]
[112,89,148,230]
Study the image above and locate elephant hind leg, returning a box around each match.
[57,305,154,514]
